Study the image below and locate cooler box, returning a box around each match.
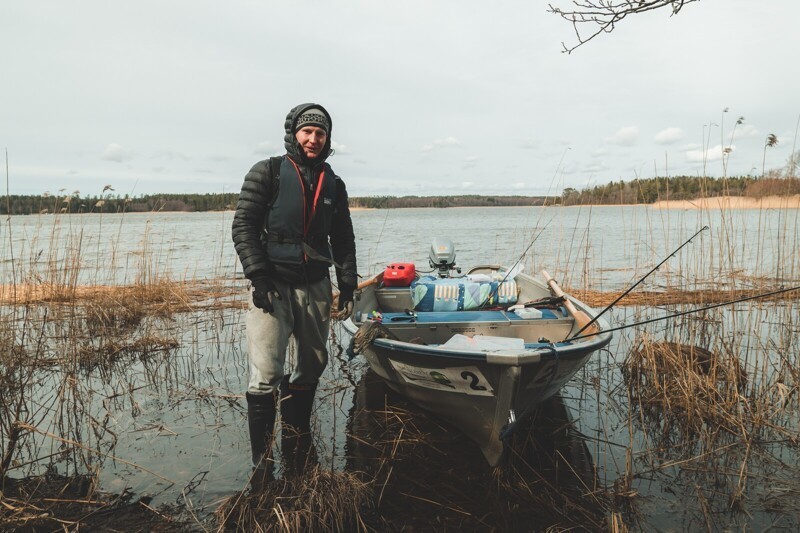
[383,263,416,287]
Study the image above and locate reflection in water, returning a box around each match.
[346,369,607,530]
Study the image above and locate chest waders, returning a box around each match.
[248,157,334,484]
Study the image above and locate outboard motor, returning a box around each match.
[429,237,460,278]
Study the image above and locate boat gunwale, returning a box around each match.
[367,332,611,365]
[345,265,613,365]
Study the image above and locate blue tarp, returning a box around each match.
[410,276,518,312]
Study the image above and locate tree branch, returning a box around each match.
[549,0,700,53]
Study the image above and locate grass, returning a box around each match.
[215,466,372,532]
[0,196,799,530]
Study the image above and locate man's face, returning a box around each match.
[295,126,327,159]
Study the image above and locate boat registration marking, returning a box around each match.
[388,360,495,396]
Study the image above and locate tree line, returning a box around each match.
[348,195,554,209]
[2,175,799,215]
[561,175,800,206]
[0,192,240,215]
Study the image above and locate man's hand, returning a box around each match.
[336,284,355,320]
[252,277,281,313]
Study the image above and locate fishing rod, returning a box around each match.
[570,225,710,339]
[480,148,572,309]
[569,285,800,342]
[479,215,555,309]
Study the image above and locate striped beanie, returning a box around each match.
[294,107,330,133]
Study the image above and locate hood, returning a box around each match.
[284,102,333,167]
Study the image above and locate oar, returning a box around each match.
[333,274,382,302]
[541,270,599,338]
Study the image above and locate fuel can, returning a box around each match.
[383,263,416,287]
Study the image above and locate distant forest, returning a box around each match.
[348,195,552,209]
[561,176,800,206]
[1,176,799,215]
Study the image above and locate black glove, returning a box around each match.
[336,284,355,320]
[338,284,354,311]
[252,277,280,313]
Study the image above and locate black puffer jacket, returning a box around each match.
[231,103,357,290]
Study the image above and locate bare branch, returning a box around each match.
[549,0,700,53]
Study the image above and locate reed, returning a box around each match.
[215,466,372,532]
[1,184,799,530]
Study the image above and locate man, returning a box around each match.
[232,103,358,482]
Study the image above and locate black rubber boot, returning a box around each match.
[279,376,319,476]
[246,391,277,491]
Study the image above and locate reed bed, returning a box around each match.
[622,336,749,445]
[572,287,799,308]
[341,369,611,531]
[215,466,371,532]
[1,198,799,530]
[0,472,188,531]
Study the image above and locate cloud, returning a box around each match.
[685,144,727,163]
[255,141,281,156]
[654,127,684,145]
[153,150,189,161]
[581,162,610,174]
[101,144,133,163]
[331,140,349,154]
[520,140,540,150]
[461,181,473,188]
[421,137,460,151]
[732,124,759,139]
[591,148,609,158]
[510,182,526,189]
[605,127,639,146]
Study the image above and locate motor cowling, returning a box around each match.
[429,238,459,278]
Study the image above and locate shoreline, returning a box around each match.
[12,195,800,217]
[650,195,800,210]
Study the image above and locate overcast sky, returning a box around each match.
[3,1,799,198]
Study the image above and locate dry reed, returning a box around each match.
[2,192,800,530]
[215,466,372,532]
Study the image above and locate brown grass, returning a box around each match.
[623,336,748,440]
[0,280,239,310]
[215,466,372,532]
[570,287,799,308]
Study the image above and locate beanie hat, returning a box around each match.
[294,107,330,134]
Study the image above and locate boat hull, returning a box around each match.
[344,267,611,465]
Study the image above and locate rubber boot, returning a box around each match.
[279,376,319,476]
[246,391,277,491]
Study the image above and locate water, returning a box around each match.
[3,205,798,286]
[2,206,799,529]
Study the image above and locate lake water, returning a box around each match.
[4,204,798,287]
[2,206,799,530]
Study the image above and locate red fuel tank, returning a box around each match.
[383,263,416,286]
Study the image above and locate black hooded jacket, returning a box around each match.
[231,103,358,290]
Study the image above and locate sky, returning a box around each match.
[2,1,799,198]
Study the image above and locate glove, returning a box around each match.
[336,284,355,320]
[252,277,280,313]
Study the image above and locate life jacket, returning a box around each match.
[263,156,338,267]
